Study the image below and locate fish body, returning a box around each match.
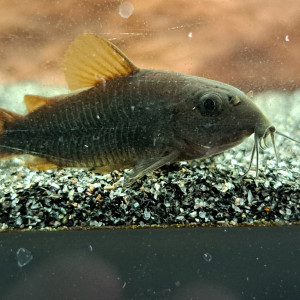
[1,71,177,170]
[0,33,298,186]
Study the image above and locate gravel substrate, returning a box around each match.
[0,85,299,230]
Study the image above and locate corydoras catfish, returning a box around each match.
[0,33,299,187]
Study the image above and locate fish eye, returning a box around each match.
[197,93,223,116]
[204,98,215,111]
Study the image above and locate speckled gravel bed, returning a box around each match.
[0,87,299,230]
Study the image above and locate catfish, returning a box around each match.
[0,33,299,187]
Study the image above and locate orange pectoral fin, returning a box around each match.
[90,163,132,174]
[23,156,59,171]
[91,166,114,174]
[0,153,19,160]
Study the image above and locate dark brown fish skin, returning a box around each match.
[0,68,270,178]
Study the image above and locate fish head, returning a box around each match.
[173,78,273,159]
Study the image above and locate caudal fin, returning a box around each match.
[0,108,21,159]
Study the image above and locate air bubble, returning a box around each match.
[175,281,181,287]
[203,252,212,262]
[119,2,134,19]
[16,248,33,267]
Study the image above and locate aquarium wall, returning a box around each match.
[1,0,299,91]
[0,1,299,299]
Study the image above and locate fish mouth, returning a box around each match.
[244,124,300,177]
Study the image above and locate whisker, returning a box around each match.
[242,137,256,177]
[270,131,279,166]
[242,127,298,179]
[259,138,265,150]
[275,130,300,144]
[255,133,259,177]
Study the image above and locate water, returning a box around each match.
[0,226,299,299]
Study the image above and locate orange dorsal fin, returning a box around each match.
[24,95,52,113]
[63,33,139,91]
[0,108,20,134]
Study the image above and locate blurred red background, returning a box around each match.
[0,0,299,92]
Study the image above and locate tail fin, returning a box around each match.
[0,108,21,159]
